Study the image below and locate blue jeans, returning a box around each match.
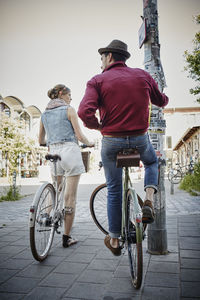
[101,133,158,238]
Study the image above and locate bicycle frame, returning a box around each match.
[121,167,143,244]
[51,161,66,229]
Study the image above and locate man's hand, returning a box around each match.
[98,123,103,131]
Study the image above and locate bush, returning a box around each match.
[0,186,22,202]
[179,161,200,195]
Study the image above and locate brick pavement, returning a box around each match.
[0,179,199,299]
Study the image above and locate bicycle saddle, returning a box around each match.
[116,149,140,168]
[45,154,61,162]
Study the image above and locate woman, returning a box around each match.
[39,84,94,247]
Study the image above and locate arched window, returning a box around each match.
[0,103,11,117]
[20,111,31,132]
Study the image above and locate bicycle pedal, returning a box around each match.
[54,221,61,234]
[55,226,61,234]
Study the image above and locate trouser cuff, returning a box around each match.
[109,231,121,238]
[144,185,158,194]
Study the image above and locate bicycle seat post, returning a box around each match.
[53,161,58,203]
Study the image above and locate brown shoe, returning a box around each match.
[142,200,155,224]
[104,235,121,256]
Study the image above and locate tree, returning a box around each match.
[184,15,200,103]
[0,113,35,180]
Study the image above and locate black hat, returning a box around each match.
[98,39,131,59]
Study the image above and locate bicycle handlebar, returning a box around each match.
[40,143,94,148]
[80,144,89,149]
[80,144,95,149]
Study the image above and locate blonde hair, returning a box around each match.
[47,84,70,99]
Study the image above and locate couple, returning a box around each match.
[39,40,169,255]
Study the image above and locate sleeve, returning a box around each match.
[148,73,169,108]
[78,77,100,130]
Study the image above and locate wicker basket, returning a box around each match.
[81,151,91,172]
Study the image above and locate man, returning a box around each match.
[78,40,169,256]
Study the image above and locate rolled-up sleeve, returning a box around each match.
[78,77,100,130]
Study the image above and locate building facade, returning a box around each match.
[173,126,200,166]
[163,107,200,167]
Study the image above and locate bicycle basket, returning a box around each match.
[81,151,91,172]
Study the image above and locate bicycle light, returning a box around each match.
[29,206,36,228]
[30,207,35,213]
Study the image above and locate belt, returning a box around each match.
[103,133,146,138]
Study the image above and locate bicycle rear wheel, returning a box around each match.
[126,189,143,289]
[29,183,56,261]
[90,183,108,235]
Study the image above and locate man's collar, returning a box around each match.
[103,61,127,72]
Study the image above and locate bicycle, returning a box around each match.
[90,149,147,289]
[29,145,90,262]
[167,160,194,184]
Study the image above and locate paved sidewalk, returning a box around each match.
[0,179,199,299]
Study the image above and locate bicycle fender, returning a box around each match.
[136,223,143,243]
[128,187,142,216]
[128,188,143,243]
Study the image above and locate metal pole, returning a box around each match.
[141,0,168,254]
[170,181,174,195]
[12,171,17,198]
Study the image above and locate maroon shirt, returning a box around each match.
[78,62,169,136]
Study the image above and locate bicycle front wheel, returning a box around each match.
[171,170,182,184]
[126,189,143,289]
[90,183,108,235]
[167,169,173,182]
[29,183,56,261]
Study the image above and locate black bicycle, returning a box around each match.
[168,161,194,184]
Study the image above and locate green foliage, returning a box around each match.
[180,161,200,195]
[184,15,200,103]
[0,186,22,202]
[0,113,35,179]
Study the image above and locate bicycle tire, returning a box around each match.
[126,189,143,289]
[90,183,108,235]
[167,169,173,182]
[90,184,146,237]
[29,183,56,261]
[171,170,182,184]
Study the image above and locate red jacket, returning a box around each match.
[78,62,169,136]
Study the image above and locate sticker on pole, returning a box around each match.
[138,18,147,48]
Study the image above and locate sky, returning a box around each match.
[0,0,200,115]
